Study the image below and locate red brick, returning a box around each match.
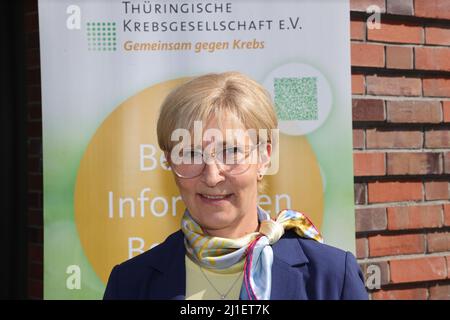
[351,43,385,67]
[426,27,450,46]
[424,181,449,200]
[25,0,38,14]
[28,227,43,244]
[367,76,421,96]
[28,262,43,281]
[387,0,414,15]
[414,0,450,20]
[352,99,385,121]
[26,68,41,86]
[390,256,447,283]
[356,238,368,259]
[447,256,450,278]
[366,129,423,149]
[387,101,442,123]
[351,21,365,41]
[425,130,450,148]
[350,0,386,12]
[353,129,365,149]
[445,204,450,226]
[352,74,365,95]
[28,104,42,121]
[445,152,450,174]
[28,174,43,190]
[27,85,41,103]
[386,46,413,69]
[26,49,40,69]
[444,101,450,123]
[24,12,39,33]
[28,244,43,264]
[369,234,425,257]
[368,22,423,44]
[368,181,422,203]
[372,288,428,300]
[25,31,40,50]
[28,279,43,300]
[27,121,42,138]
[427,232,450,253]
[387,152,442,175]
[356,208,387,232]
[423,79,450,97]
[429,284,450,300]
[354,152,385,176]
[387,205,442,230]
[28,192,41,210]
[27,138,42,156]
[355,183,366,205]
[28,156,42,174]
[28,210,43,227]
[416,47,450,72]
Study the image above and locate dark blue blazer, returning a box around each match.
[103,230,368,300]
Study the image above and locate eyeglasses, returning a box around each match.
[169,142,263,179]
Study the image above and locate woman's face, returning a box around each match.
[168,114,270,238]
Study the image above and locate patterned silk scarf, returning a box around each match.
[181,206,323,300]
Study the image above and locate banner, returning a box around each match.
[39,0,354,299]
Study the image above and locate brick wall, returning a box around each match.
[351,0,450,300]
[24,0,43,300]
[23,0,450,299]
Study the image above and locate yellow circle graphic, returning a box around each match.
[74,77,324,284]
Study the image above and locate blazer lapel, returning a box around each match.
[270,233,309,300]
[144,230,187,300]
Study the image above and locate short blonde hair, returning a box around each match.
[156,71,278,192]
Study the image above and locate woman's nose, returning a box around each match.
[201,161,225,187]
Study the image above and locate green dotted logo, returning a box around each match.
[86,22,117,51]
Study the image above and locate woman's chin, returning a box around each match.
[198,216,237,235]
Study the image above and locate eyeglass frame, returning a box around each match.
[167,141,267,179]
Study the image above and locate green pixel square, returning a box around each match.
[274,77,318,121]
[87,21,117,52]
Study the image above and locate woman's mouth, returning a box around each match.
[198,193,233,204]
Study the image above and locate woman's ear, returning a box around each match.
[258,143,272,177]
[164,151,171,169]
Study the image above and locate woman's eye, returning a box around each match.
[183,150,201,158]
[225,147,237,154]
[224,147,244,156]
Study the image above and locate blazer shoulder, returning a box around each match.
[116,229,184,272]
[281,231,368,299]
[281,230,348,268]
[103,230,184,299]
[298,236,349,268]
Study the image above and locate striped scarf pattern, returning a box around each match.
[181,206,323,300]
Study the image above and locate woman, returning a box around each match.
[103,72,368,300]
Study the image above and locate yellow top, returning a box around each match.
[185,255,244,300]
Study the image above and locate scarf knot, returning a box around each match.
[259,219,285,244]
